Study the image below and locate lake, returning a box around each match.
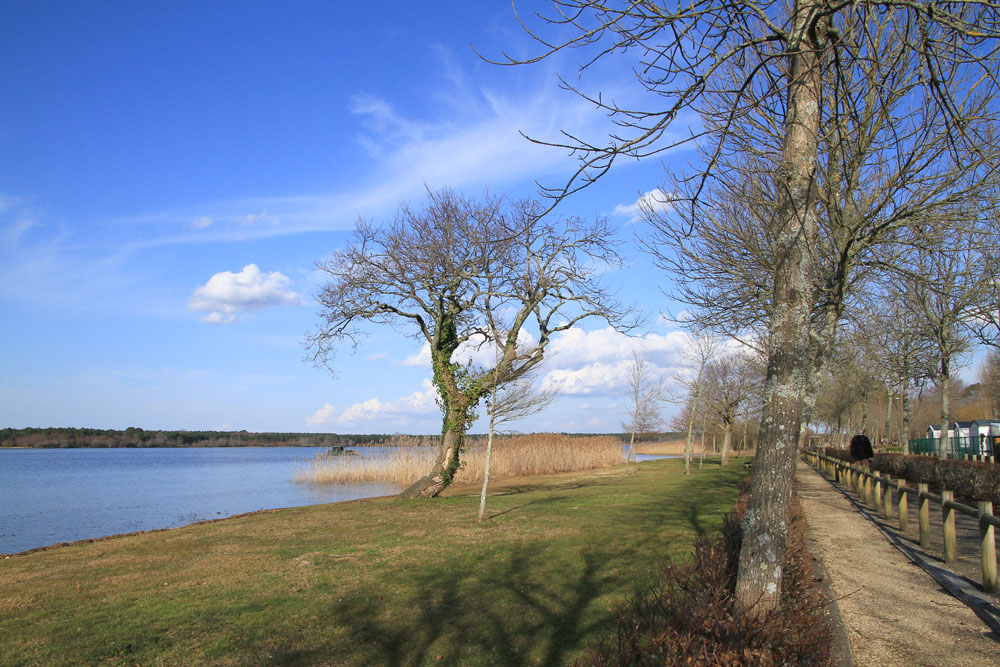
[0,446,399,555]
[0,446,670,555]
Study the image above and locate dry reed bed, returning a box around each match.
[295,433,625,487]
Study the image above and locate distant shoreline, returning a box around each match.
[1,427,675,450]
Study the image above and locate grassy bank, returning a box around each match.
[296,433,624,486]
[1,458,746,665]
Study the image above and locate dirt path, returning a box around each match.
[796,461,1000,666]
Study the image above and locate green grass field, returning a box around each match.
[0,458,746,665]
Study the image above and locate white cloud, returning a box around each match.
[192,216,213,229]
[401,345,431,367]
[613,188,673,222]
[535,325,701,396]
[398,325,698,398]
[306,403,338,426]
[400,330,538,369]
[546,326,688,369]
[188,264,301,324]
[306,379,440,426]
[540,363,626,395]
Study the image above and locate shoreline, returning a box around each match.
[3,493,400,558]
[3,442,689,556]
[0,458,748,664]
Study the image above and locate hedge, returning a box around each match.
[823,448,1000,508]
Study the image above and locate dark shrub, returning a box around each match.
[582,493,832,665]
[825,447,852,463]
[870,453,1000,506]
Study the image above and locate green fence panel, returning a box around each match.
[909,438,938,455]
[907,436,995,458]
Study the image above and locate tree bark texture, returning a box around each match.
[940,372,951,460]
[902,387,911,454]
[884,387,893,450]
[398,419,465,499]
[721,423,732,466]
[735,0,821,615]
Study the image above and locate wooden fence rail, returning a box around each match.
[802,449,999,594]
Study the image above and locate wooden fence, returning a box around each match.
[802,449,999,594]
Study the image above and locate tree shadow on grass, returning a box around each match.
[267,466,745,665]
[273,545,626,666]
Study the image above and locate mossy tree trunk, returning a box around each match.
[399,318,481,499]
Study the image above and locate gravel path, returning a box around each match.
[796,461,1000,666]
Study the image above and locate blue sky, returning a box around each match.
[0,1,704,434]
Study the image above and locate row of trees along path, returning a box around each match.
[488,1,1000,614]
[310,2,1000,615]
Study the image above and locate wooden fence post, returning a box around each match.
[864,473,873,507]
[875,476,884,517]
[883,474,893,519]
[942,490,956,566]
[980,501,998,594]
[918,483,931,548]
[898,479,909,535]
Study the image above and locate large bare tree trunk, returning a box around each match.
[861,388,870,435]
[939,372,951,460]
[884,387,893,450]
[721,423,732,466]
[684,409,696,474]
[735,0,821,615]
[478,416,496,521]
[398,420,465,499]
[625,425,636,475]
[902,386,911,454]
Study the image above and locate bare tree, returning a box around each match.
[642,13,1000,453]
[860,289,937,451]
[307,188,633,498]
[675,333,719,475]
[978,350,1000,420]
[903,237,989,459]
[702,351,759,466]
[495,0,1000,613]
[479,372,558,521]
[622,350,664,474]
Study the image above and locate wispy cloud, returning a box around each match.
[0,192,138,311]
[613,188,672,223]
[109,58,643,249]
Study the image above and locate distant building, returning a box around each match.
[927,421,1000,456]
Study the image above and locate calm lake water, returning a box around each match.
[0,447,399,555]
[0,446,671,555]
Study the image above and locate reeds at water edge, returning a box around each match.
[295,433,626,487]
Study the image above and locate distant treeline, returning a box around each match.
[0,427,686,449]
[0,427,393,449]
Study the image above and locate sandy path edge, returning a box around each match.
[796,461,1000,666]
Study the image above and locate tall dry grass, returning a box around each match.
[295,433,625,487]
[633,439,687,456]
